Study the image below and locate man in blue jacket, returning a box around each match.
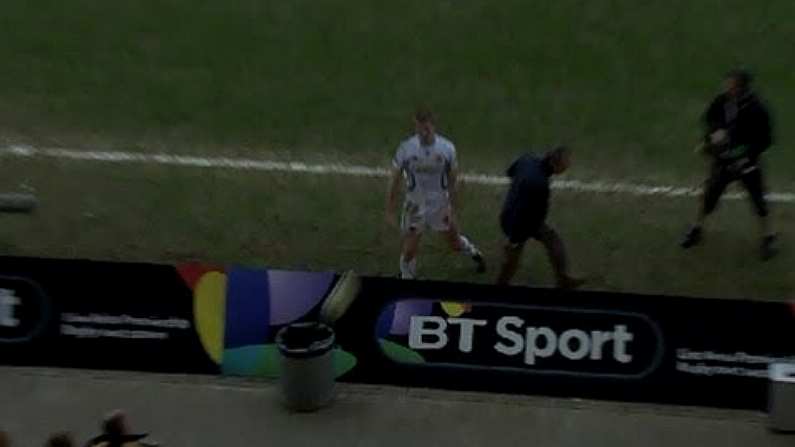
[497,146,584,289]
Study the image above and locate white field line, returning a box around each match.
[2,145,794,204]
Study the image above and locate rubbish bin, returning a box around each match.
[276,321,336,412]
[769,363,795,432]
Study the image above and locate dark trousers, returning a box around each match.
[703,162,768,217]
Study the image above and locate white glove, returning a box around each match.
[710,129,728,145]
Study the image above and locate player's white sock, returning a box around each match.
[458,235,480,258]
[400,255,417,279]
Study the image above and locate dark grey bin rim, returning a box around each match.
[276,322,335,359]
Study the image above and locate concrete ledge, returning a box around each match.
[0,367,787,447]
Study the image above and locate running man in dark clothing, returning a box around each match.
[497,147,585,289]
[681,69,777,260]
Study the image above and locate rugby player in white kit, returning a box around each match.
[385,108,486,279]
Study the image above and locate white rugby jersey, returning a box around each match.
[392,134,457,203]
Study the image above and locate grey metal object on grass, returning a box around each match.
[0,193,37,213]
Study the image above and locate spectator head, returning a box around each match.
[545,145,571,175]
[45,433,74,447]
[102,410,130,437]
[0,430,10,447]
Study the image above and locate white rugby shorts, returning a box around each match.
[400,198,453,234]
